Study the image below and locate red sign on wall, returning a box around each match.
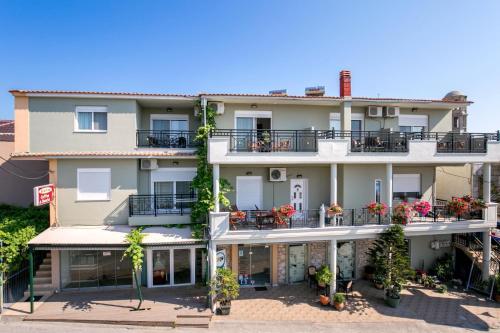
[33,184,55,206]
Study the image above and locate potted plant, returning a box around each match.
[327,203,343,217]
[392,202,414,225]
[471,198,487,211]
[316,265,333,305]
[413,200,431,216]
[209,268,240,315]
[447,197,469,218]
[436,284,448,294]
[373,274,384,289]
[333,293,346,311]
[367,225,413,308]
[366,201,388,216]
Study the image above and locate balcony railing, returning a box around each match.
[332,131,409,152]
[210,129,331,152]
[228,205,484,231]
[128,193,197,217]
[136,130,198,148]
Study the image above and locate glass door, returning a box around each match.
[236,117,254,151]
[238,245,271,286]
[154,181,174,213]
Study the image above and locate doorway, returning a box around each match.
[288,244,306,283]
[290,179,308,211]
[238,244,271,286]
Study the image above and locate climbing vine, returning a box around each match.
[122,227,145,310]
[191,102,231,239]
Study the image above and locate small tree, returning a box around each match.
[209,268,239,307]
[368,225,413,301]
[122,228,145,310]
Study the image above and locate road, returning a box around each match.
[1,321,498,333]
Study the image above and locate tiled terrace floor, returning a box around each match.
[21,286,210,326]
[214,281,500,330]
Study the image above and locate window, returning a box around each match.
[75,106,107,132]
[399,115,428,133]
[77,168,111,201]
[393,174,421,201]
[236,176,263,210]
[374,179,382,203]
[329,113,341,131]
[453,116,460,129]
[151,115,188,132]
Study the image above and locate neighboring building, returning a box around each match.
[12,70,498,302]
[0,120,48,206]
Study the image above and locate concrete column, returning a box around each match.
[483,163,491,203]
[231,244,239,274]
[208,241,217,312]
[213,164,220,212]
[482,230,491,280]
[50,250,60,291]
[271,245,279,286]
[330,163,338,205]
[386,163,393,206]
[329,239,337,304]
[340,100,352,132]
[319,204,326,228]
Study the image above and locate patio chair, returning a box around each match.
[307,266,317,288]
[337,280,353,299]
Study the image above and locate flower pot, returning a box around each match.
[218,301,231,315]
[319,295,330,306]
[366,273,374,281]
[385,296,400,308]
[334,301,345,311]
[374,282,384,290]
[495,294,500,303]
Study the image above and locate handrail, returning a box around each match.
[129,193,197,216]
[136,130,198,148]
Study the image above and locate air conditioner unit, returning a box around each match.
[269,168,287,182]
[140,159,158,170]
[384,106,400,117]
[208,102,225,115]
[366,105,383,117]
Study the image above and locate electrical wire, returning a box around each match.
[0,165,49,180]
[436,166,496,184]
[0,155,49,178]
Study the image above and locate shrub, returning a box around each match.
[333,293,345,304]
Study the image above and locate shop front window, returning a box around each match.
[174,249,191,285]
[238,244,271,286]
[152,250,170,286]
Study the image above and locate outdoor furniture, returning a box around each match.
[255,211,274,229]
[307,266,317,288]
[337,280,353,299]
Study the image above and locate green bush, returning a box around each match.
[0,205,49,273]
[430,253,453,282]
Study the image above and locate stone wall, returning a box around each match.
[277,244,287,284]
[309,242,328,268]
[355,239,375,279]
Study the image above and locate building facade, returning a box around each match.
[12,70,499,302]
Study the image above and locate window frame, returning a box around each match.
[74,106,108,133]
[76,168,111,201]
[149,114,189,132]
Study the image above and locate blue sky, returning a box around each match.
[1,0,499,131]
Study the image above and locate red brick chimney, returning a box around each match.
[339,70,351,97]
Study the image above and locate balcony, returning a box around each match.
[136,130,198,149]
[210,204,497,243]
[210,129,330,152]
[128,193,197,226]
[208,130,500,164]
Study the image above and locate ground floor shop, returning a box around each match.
[214,234,454,287]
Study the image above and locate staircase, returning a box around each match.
[453,233,500,276]
[23,252,53,298]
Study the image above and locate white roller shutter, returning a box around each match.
[77,168,111,201]
[398,115,428,127]
[393,174,421,193]
[236,176,263,210]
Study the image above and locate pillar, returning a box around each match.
[329,239,337,304]
[271,245,278,286]
[231,244,239,275]
[213,164,220,213]
[482,230,491,281]
[319,204,326,228]
[330,163,338,205]
[208,241,217,312]
[386,163,393,206]
[340,100,352,132]
[483,163,491,203]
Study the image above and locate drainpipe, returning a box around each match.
[201,97,208,126]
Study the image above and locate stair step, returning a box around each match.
[34,277,52,284]
[42,258,52,264]
[36,270,51,277]
[33,283,53,290]
[175,316,211,328]
[38,264,51,270]
[23,290,52,298]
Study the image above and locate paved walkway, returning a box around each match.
[213,281,500,330]
[21,286,210,327]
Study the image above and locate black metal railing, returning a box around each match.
[128,193,197,217]
[210,129,331,152]
[228,205,485,231]
[136,130,197,148]
[3,250,47,304]
[211,129,498,154]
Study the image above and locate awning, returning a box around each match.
[28,225,204,250]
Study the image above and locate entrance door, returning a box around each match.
[238,245,271,286]
[289,244,306,283]
[290,179,308,211]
